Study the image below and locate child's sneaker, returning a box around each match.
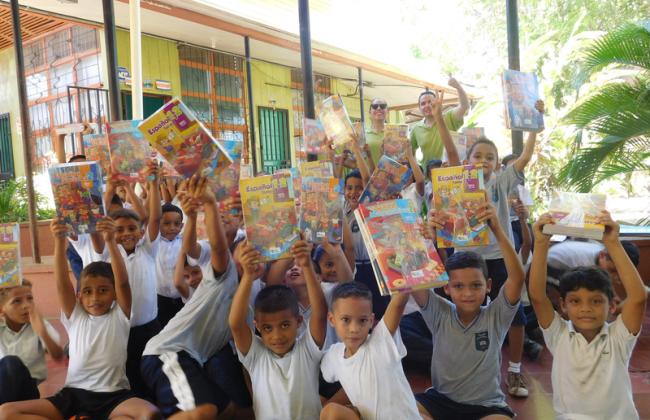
[507,372,529,398]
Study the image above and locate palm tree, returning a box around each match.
[557,22,650,192]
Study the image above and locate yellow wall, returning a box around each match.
[116,30,182,99]
[0,47,24,177]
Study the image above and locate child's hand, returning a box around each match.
[419,217,436,241]
[239,242,263,277]
[143,159,160,183]
[476,202,499,230]
[28,305,46,337]
[512,199,529,221]
[291,239,314,269]
[532,213,554,244]
[223,195,242,214]
[96,217,116,242]
[534,100,545,114]
[448,77,462,90]
[50,218,69,240]
[189,175,216,205]
[426,209,446,232]
[598,210,620,245]
[180,194,199,219]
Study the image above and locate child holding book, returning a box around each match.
[462,99,544,397]
[528,212,646,419]
[0,218,160,419]
[0,280,63,404]
[229,239,327,419]
[320,282,427,420]
[155,203,186,327]
[413,203,525,419]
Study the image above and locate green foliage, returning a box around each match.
[0,178,56,223]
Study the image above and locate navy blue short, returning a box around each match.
[416,387,514,420]
[46,387,135,419]
[486,258,527,326]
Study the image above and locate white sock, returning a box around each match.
[508,361,521,373]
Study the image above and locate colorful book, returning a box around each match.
[382,124,409,162]
[318,95,356,147]
[359,156,412,204]
[502,70,544,132]
[139,98,232,179]
[49,162,105,235]
[341,121,368,164]
[212,139,243,201]
[542,191,606,240]
[0,224,21,289]
[299,177,344,243]
[431,165,489,248]
[82,133,111,178]
[303,118,328,154]
[354,199,448,295]
[445,127,485,161]
[240,172,300,261]
[299,160,334,178]
[107,120,151,182]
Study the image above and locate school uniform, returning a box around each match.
[155,235,184,327]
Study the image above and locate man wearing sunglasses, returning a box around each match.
[410,77,469,165]
[365,98,389,165]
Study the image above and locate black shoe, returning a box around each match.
[524,337,543,361]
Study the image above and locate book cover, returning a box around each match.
[240,172,300,261]
[107,120,151,182]
[445,127,484,161]
[299,176,344,243]
[502,70,544,132]
[354,199,448,295]
[303,118,328,154]
[318,95,356,147]
[299,160,334,178]
[359,156,412,204]
[212,139,243,201]
[82,133,111,178]
[431,165,489,248]
[49,162,105,235]
[543,191,606,240]
[0,224,21,289]
[139,98,233,179]
[382,124,409,162]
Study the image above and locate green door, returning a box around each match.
[0,113,14,180]
[258,107,290,174]
[121,93,168,120]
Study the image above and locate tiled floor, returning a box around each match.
[24,259,650,419]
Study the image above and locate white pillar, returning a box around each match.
[130,0,143,120]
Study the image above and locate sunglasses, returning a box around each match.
[370,103,387,110]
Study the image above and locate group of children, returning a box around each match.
[0,82,647,420]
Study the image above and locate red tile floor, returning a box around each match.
[25,259,650,419]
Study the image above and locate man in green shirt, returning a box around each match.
[410,77,469,165]
[365,97,388,166]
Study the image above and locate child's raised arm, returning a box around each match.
[405,146,425,196]
[513,100,544,173]
[383,292,410,335]
[431,90,460,166]
[144,160,162,242]
[341,220,356,272]
[229,243,263,355]
[600,211,647,334]
[349,137,371,186]
[292,240,327,347]
[98,217,131,318]
[173,249,191,300]
[477,203,525,305]
[28,305,64,360]
[178,190,202,260]
[320,239,354,283]
[528,214,557,329]
[51,219,76,318]
[190,175,229,275]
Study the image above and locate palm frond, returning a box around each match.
[564,79,650,138]
[582,23,650,75]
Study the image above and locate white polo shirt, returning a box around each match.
[542,312,639,420]
[0,319,60,382]
[155,235,183,299]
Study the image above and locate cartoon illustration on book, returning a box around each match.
[318,95,356,147]
[382,124,409,162]
[299,177,344,243]
[82,133,111,178]
[359,156,412,204]
[211,138,243,201]
[431,165,489,248]
[139,98,232,180]
[0,224,21,289]
[502,70,544,132]
[49,162,105,235]
[240,172,300,261]
[107,120,150,182]
[303,118,328,154]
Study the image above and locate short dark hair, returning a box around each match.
[110,208,141,224]
[162,203,183,220]
[445,251,488,278]
[312,245,327,274]
[621,241,640,267]
[80,261,115,285]
[254,285,300,317]
[502,153,519,167]
[345,169,362,185]
[559,266,614,301]
[0,279,32,306]
[68,154,86,163]
[110,194,123,207]
[418,90,436,104]
[331,281,372,305]
[466,136,499,162]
